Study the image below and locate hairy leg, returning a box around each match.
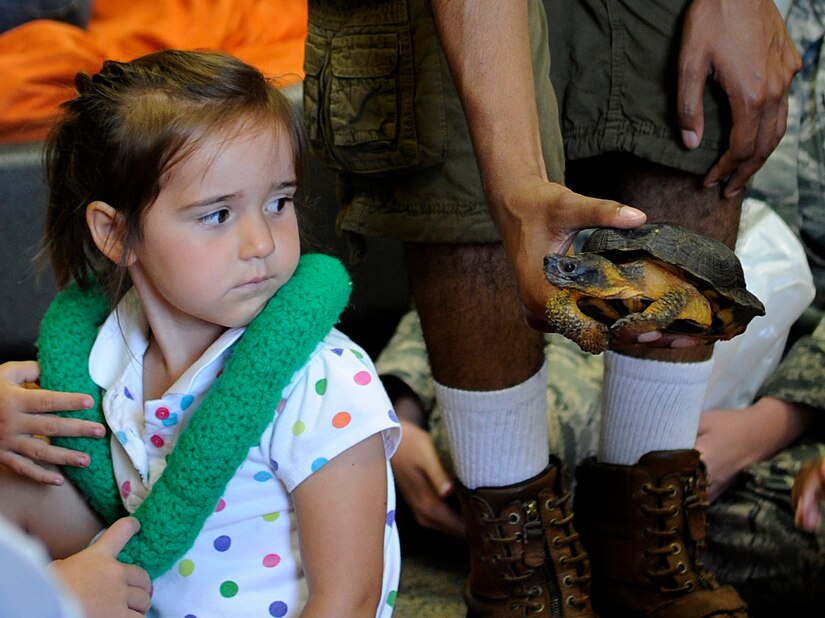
[404,241,545,389]
[0,463,103,558]
[566,153,744,362]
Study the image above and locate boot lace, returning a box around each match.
[639,481,696,594]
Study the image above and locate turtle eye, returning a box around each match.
[560,260,578,274]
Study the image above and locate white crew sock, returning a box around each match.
[598,351,713,466]
[435,361,550,489]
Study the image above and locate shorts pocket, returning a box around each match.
[304,22,445,175]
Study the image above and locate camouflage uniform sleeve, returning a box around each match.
[757,313,825,410]
[374,310,437,413]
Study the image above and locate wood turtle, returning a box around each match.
[543,223,766,354]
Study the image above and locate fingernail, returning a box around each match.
[82,396,94,409]
[50,476,65,486]
[724,188,742,199]
[439,482,453,497]
[671,337,698,348]
[618,206,645,221]
[93,426,105,438]
[637,331,661,343]
[682,130,700,149]
[76,456,90,467]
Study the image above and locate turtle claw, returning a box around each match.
[610,313,670,342]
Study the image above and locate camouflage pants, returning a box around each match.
[705,440,825,616]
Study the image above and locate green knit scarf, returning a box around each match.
[37,253,351,579]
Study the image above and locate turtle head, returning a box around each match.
[543,253,616,291]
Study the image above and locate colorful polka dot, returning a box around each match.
[254,471,273,483]
[115,431,127,445]
[387,590,397,607]
[155,407,170,420]
[178,559,195,577]
[331,348,344,356]
[185,614,197,618]
[213,535,231,552]
[270,459,279,472]
[332,411,351,429]
[269,601,288,617]
[353,370,372,386]
[162,413,179,427]
[276,399,286,415]
[386,510,396,527]
[314,379,328,395]
[262,553,281,568]
[388,408,399,423]
[219,581,239,598]
[311,457,328,472]
[350,349,364,360]
[292,421,305,436]
[120,480,131,499]
[180,394,195,410]
[124,386,134,400]
[150,434,165,448]
[215,498,226,512]
[263,512,280,522]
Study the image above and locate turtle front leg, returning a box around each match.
[610,287,693,340]
[546,290,610,354]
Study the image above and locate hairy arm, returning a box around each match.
[429,1,646,331]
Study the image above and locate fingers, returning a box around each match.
[554,190,646,236]
[94,517,141,554]
[792,459,825,531]
[676,49,707,151]
[0,360,42,384]
[124,562,152,613]
[0,450,66,485]
[705,80,781,196]
[24,415,105,440]
[22,388,96,415]
[421,446,454,499]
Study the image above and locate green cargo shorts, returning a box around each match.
[304,0,564,243]
[304,0,733,244]
[546,0,731,175]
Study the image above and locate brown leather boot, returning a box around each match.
[457,457,595,617]
[574,450,747,617]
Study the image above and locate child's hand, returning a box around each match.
[792,456,825,532]
[51,517,152,617]
[0,361,101,485]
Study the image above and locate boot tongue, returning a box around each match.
[637,449,700,479]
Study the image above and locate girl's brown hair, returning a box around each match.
[43,49,307,301]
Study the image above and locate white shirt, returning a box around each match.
[89,291,401,617]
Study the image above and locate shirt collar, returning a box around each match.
[88,288,246,396]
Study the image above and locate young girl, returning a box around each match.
[0,49,400,617]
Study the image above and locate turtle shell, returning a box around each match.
[581,223,765,336]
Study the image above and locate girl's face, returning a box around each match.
[127,122,300,342]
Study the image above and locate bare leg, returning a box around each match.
[404,241,545,389]
[406,241,594,615]
[0,463,103,559]
[568,154,748,616]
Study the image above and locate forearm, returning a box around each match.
[745,397,816,462]
[430,1,547,211]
